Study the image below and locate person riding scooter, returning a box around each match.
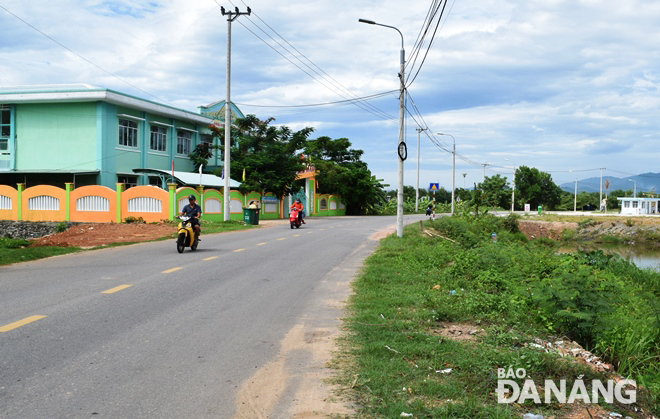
[290,199,305,224]
[180,195,202,241]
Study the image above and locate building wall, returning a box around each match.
[15,103,97,171]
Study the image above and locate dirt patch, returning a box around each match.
[518,220,578,240]
[430,322,485,342]
[31,223,174,247]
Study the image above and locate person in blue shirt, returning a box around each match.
[180,195,202,241]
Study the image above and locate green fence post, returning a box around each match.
[116,183,124,223]
[168,183,177,221]
[16,183,24,221]
[65,183,73,222]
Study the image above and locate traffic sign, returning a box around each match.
[429,183,439,191]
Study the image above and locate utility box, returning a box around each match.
[538,205,542,214]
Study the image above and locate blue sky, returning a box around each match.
[1,0,659,191]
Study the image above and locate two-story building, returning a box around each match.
[0,84,238,189]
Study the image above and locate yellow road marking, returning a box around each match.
[101,284,132,294]
[307,231,313,234]
[277,238,286,241]
[0,315,47,332]
[320,228,325,231]
[257,242,267,246]
[293,234,300,237]
[234,248,245,252]
[162,267,183,274]
[203,256,218,261]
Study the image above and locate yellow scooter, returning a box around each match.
[176,215,199,253]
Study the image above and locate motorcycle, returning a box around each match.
[289,208,301,229]
[176,215,199,253]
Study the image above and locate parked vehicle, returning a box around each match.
[176,215,199,253]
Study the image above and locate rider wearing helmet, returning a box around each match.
[180,194,202,241]
[290,198,306,224]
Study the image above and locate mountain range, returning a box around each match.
[559,172,660,194]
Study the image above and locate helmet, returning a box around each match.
[296,199,301,203]
[188,194,196,201]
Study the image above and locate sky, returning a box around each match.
[1,0,659,191]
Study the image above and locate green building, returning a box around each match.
[0,84,237,189]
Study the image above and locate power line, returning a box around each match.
[234,90,397,108]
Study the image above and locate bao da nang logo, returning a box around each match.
[496,367,636,404]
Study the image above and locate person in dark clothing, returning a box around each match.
[180,195,202,241]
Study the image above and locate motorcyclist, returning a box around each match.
[290,199,305,224]
[180,195,202,241]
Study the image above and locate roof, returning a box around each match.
[133,168,241,188]
[0,84,212,126]
[617,197,660,201]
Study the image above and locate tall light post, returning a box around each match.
[415,127,427,212]
[629,179,637,198]
[481,163,489,183]
[359,18,405,237]
[504,158,516,212]
[569,170,577,212]
[438,133,455,216]
[599,167,606,211]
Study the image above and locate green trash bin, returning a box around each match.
[538,205,542,214]
[242,208,260,225]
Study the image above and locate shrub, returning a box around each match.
[56,222,68,233]
[124,216,146,224]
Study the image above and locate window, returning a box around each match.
[624,201,630,208]
[119,119,138,147]
[150,125,167,152]
[632,201,638,208]
[200,134,213,145]
[177,130,192,155]
[1,105,10,138]
[118,175,138,189]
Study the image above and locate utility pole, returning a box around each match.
[221,6,251,221]
[415,127,426,212]
[599,167,605,211]
[481,163,489,183]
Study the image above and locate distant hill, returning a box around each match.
[559,172,660,194]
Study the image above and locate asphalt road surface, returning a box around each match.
[0,214,425,418]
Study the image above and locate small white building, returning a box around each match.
[617,197,660,215]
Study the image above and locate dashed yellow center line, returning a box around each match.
[102,284,132,294]
[257,242,267,246]
[320,228,325,231]
[293,234,300,237]
[162,267,183,274]
[203,256,218,261]
[234,248,246,252]
[307,231,313,234]
[0,315,47,333]
[277,238,286,241]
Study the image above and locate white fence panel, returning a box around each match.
[127,197,162,213]
[0,195,11,210]
[28,195,60,211]
[338,202,345,209]
[205,198,222,213]
[230,199,243,213]
[319,199,327,210]
[76,196,110,212]
[178,198,188,212]
[265,203,277,213]
[330,201,337,210]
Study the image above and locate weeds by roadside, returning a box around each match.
[339,214,659,417]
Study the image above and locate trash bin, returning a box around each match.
[538,205,542,215]
[242,208,260,225]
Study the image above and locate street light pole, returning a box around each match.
[574,176,578,212]
[415,127,427,213]
[359,18,405,237]
[221,6,251,221]
[599,167,605,211]
[504,158,515,212]
[629,179,637,198]
[438,133,455,216]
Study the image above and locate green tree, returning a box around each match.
[607,189,626,210]
[480,174,511,209]
[305,136,386,215]
[210,115,314,198]
[514,166,562,210]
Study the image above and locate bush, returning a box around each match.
[124,216,146,224]
[56,222,68,233]
[0,237,31,249]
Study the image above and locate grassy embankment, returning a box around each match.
[0,220,253,266]
[339,214,659,418]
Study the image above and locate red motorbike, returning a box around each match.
[289,208,302,229]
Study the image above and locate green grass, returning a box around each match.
[338,215,659,417]
[0,238,80,265]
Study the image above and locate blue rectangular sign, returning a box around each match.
[429,183,439,191]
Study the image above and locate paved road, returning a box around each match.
[0,215,425,418]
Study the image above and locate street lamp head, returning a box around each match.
[359,18,376,24]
